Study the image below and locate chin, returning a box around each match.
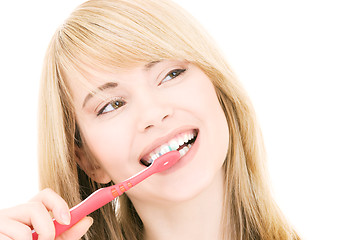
[144,157,225,206]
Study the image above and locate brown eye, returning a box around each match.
[98,99,126,116]
[160,68,186,85]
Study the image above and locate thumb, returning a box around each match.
[56,217,93,240]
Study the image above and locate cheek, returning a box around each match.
[197,82,229,163]
[183,72,229,139]
[79,118,137,180]
[173,70,229,162]
[172,72,222,118]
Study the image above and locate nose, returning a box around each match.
[136,92,173,132]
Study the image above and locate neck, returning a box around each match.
[134,170,225,240]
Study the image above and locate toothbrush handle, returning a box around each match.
[32,187,117,240]
[32,151,179,239]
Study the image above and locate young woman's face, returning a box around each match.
[69,60,229,205]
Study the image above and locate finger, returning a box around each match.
[29,202,56,240]
[0,218,32,240]
[30,188,71,225]
[56,217,93,240]
[2,202,55,240]
[0,232,12,240]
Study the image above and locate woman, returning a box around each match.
[0,0,300,239]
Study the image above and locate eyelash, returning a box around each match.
[97,68,187,116]
[159,68,187,85]
[97,98,126,116]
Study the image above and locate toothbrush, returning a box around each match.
[32,150,180,240]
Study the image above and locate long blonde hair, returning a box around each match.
[38,0,300,239]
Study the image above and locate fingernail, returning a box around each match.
[86,216,94,227]
[60,210,71,225]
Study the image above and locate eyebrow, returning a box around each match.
[144,60,162,70]
[82,61,163,109]
[82,82,118,108]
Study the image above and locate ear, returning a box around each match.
[75,146,112,184]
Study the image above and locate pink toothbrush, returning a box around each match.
[32,150,180,239]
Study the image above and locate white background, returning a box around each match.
[0,0,361,239]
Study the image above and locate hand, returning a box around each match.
[0,188,93,240]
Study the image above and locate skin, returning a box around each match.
[73,60,230,240]
[0,60,229,240]
[0,188,93,240]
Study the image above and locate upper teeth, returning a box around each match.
[144,130,197,163]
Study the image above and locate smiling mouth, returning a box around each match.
[140,129,199,167]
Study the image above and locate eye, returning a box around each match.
[97,98,126,116]
[160,68,186,85]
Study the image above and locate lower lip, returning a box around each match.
[160,131,200,174]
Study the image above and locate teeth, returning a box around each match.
[179,148,185,157]
[142,130,197,165]
[179,145,190,157]
[177,137,184,146]
[151,153,159,161]
[160,144,171,155]
[169,139,179,151]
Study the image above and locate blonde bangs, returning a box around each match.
[53,0,217,74]
[51,0,235,111]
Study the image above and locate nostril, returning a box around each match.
[140,108,172,132]
[143,114,168,131]
[145,125,153,130]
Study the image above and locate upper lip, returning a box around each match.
[138,126,198,161]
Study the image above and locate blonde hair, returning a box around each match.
[38,0,300,239]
